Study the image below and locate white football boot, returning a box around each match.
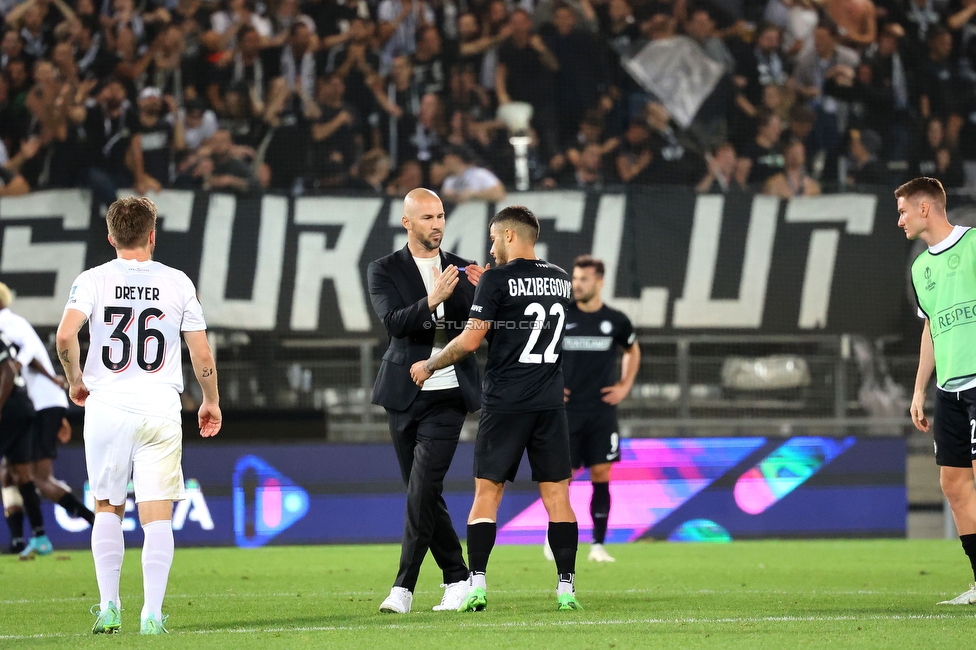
[938,584,976,605]
[432,581,469,611]
[379,587,413,613]
[588,543,616,563]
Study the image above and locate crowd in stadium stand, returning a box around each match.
[2,0,976,201]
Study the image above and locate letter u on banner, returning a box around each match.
[197,194,288,329]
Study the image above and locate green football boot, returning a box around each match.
[557,592,583,611]
[140,613,169,635]
[90,602,122,634]
[457,586,487,612]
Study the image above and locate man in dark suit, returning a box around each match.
[368,188,486,614]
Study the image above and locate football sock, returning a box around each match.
[466,521,496,583]
[590,482,610,545]
[548,521,579,588]
[142,520,175,621]
[17,482,45,536]
[92,512,124,611]
[58,493,96,525]
[960,534,976,582]
[6,509,24,547]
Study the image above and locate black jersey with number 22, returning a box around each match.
[469,258,572,413]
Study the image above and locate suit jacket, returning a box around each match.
[368,245,481,412]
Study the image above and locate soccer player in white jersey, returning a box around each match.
[55,196,222,635]
[0,283,96,544]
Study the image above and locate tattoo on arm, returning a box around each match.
[58,349,70,364]
[202,367,214,378]
[424,338,468,373]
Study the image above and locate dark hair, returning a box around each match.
[106,196,157,249]
[816,19,839,38]
[712,141,735,156]
[574,254,605,277]
[79,15,101,36]
[490,205,540,243]
[894,177,946,208]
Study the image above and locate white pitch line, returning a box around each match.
[0,588,955,606]
[0,612,971,641]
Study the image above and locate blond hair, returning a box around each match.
[0,283,11,309]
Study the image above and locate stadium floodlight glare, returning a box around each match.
[497,102,534,191]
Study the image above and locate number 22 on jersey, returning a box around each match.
[519,302,566,365]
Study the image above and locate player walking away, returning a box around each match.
[411,206,583,612]
[367,188,487,615]
[900,177,976,605]
[56,196,222,635]
[557,255,640,563]
[0,283,96,540]
[0,331,51,558]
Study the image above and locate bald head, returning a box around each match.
[402,188,446,256]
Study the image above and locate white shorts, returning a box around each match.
[84,396,185,506]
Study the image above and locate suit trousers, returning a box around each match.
[387,387,469,591]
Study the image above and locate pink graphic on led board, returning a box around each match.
[497,438,765,544]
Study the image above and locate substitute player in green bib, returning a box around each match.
[900,177,976,605]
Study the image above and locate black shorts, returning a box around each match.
[474,409,572,483]
[0,399,34,465]
[568,407,620,469]
[933,387,976,468]
[31,406,66,462]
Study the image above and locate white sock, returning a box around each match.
[91,512,125,611]
[141,520,174,621]
[470,573,487,590]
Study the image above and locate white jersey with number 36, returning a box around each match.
[65,258,207,422]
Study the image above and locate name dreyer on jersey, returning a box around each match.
[115,286,161,301]
[507,277,572,299]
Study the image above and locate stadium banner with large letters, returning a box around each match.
[35,437,905,549]
[0,187,908,335]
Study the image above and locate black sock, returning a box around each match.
[590,482,610,545]
[548,521,578,580]
[57,493,95,525]
[6,508,24,546]
[466,522,496,575]
[960,534,976,582]
[17,482,45,537]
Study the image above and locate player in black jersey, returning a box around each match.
[558,255,639,564]
[410,206,582,612]
[0,332,51,558]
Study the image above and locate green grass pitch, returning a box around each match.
[1,540,975,648]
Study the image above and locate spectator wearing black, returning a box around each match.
[1,30,28,73]
[348,147,391,193]
[615,118,652,183]
[696,142,744,193]
[410,24,454,96]
[78,77,140,207]
[644,101,705,185]
[308,73,361,188]
[732,23,787,140]
[910,116,965,186]
[4,57,31,103]
[542,4,609,145]
[207,25,278,117]
[71,15,119,81]
[496,8,561,159]
[401,91,446,180]
[846,128,889,186]
[917,26,963,145]
[303,0,357,47]
[858,22,912,161]
[456,10,510,84]
[202,128,258,192]
[276,22,319,103]
[133,87,182,191]
[321,17,381,129]
[784,103,817,152]
[544,141,607,189]
[594,0,640,134]
[370,55,422,168]
[887,0,944,69]
[735,109,785,188]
